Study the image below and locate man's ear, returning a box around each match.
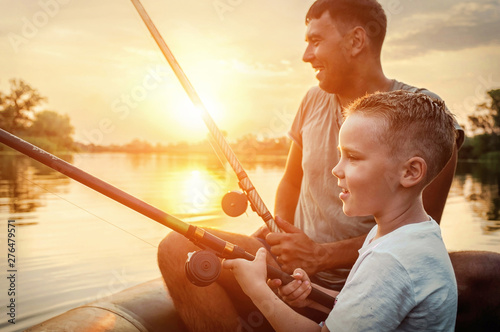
[401,157,427,188]
[342,26,366,58]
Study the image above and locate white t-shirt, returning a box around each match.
[325,220,458,331]
[289,82,464,287]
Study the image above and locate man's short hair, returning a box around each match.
[306,0,387,54]
[347,90,457,184]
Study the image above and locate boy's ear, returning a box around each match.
[400,157,427,188]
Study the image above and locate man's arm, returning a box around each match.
[274,142,303,224]
[422,144,458,224]
[253,142,303,238]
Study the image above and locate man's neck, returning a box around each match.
[337,69,393,108]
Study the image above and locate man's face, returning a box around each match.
[303,11,351,94]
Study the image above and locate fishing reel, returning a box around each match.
[221,190,248,217]
[185,250,221,287]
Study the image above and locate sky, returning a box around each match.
[1,0,499,145]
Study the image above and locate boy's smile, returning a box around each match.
[339,187,350,201]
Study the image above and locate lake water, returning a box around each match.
[1,152,499,331]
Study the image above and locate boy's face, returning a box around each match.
[332,114,402,218]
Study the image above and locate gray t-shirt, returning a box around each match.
[325,220,458,331]
[289,81,464,287]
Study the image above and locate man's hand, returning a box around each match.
[266,216,327,275]
[251,224,271,239]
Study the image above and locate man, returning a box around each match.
[158,1,463,331]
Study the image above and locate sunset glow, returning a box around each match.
[1,0,499,145]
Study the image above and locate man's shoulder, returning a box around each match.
[299,86,338,112]
[391,80,441,99]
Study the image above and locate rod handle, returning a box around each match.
[188,226,335,308]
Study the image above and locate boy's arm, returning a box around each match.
[249,285,328,332]
[224,248,328,332]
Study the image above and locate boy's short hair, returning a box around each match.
[347,90,457,184]
[306,0,387,54]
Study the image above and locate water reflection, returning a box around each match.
[120,153,286,223]
[1,153,497,232]
[455,160,500,233]
[0,154,70,217]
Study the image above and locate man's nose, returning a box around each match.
[302,44,314,63]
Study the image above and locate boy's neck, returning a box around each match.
[374,196,429,240]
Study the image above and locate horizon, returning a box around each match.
[1,0,499,145]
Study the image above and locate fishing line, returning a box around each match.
[15,171,158,249]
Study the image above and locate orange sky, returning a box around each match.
[1,0,499,144]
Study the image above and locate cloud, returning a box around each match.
[385,1,500,58]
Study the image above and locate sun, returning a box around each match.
[140,59,230,142]
[171,94,224,132]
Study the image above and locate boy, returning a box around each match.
[223,90,458,331]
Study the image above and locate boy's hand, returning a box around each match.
[266,216,326,275]
[276,268,313,308]
[223,247,268,296]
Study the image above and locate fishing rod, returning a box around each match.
[129,0,280,233]
[0,129,334,308]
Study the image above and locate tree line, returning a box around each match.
[458,89,500,162]
[1,79,499,160]
[0,79,74,152]
[76,134,291,156]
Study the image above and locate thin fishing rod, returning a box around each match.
[130,0,280,233]
[0,129,334,308]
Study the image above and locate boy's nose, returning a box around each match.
[332,163,343,179]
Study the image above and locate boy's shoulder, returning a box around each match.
[369,220,454,279]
